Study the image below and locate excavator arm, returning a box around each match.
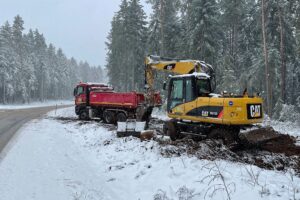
[144,55,215,106]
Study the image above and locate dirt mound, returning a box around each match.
[149,117,300,174]
[51,116,116,130]
[50,116,79,123]
[156,135,300,175]
[157,138,239,163]
[241,127,300,156]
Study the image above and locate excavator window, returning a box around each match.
[185,78,196,102]
[169,79,184,110]
[196,78,211,97]
[170,79,183,99]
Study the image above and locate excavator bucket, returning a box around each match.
[241,127,283,146]
[240,127,300,156]
[117,119,146,138]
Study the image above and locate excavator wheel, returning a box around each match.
[208,128,238,149]
[103,110,116,124]
[166,121,180,141]
[116,112,127,122]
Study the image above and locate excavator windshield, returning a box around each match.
[167,76,212,111]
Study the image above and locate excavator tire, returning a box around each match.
[166,121,179,141]
[208,127,239,149]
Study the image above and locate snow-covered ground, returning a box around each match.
[0,107,299,200]
[269,121,300,138]
[152,107,171,121]
[0,100,73,110]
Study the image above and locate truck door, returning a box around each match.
[75,86,86,105]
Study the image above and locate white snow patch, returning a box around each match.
[270,121,300,138]
[0,100,73,110]
[262,116,300,138]
[0,107,299,200]
[152,107,170,121]
[172,72,210,78]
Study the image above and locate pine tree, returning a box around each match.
[106,0,147,91]
[184,0,222,64]
[126,0,147,90]
[0,16,104,103]
[0,22,13,103]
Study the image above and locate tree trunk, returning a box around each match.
[160,0,165,56]
[261,0,272,115]
[278,4,286,103]
[2,75,5,104]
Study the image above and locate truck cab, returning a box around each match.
[73,82,113,118]
[74,82,113,104]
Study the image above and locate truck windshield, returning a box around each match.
[76,86,84,96]
[196,78,211,96]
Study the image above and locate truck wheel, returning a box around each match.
[116,112,127,122]
[103,111,115,124]
[79,110,89,120]
[166,121,179,141]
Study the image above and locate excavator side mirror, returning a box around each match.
[163,81,167,90]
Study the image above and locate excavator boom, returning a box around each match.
[144,55,215,107]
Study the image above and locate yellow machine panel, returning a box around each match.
[168,96,263,125]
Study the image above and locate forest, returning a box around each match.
[0,15,104,104]
[106,0,300,120]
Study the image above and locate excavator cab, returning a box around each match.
[167,73,213,112]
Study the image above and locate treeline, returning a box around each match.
[0,15,104,104]
[106,0,300,118]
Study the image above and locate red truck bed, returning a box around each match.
[89,91,145,109]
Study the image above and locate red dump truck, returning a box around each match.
[73,82,161,123]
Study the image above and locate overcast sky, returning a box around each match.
[0,0,151,67]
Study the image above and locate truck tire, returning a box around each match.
[103,111,115,124]
[79,110,89,120]
[166,121,179,141]
[116,112,127,122]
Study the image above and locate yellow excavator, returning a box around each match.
[144,55,263,144]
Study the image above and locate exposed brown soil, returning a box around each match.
[156,127,300,175]
[51,116,116,131]
[241,127,300,156]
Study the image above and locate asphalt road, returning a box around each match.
[0,105,72,154]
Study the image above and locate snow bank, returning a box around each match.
[0,107,299,200]
[0,100,73,110]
